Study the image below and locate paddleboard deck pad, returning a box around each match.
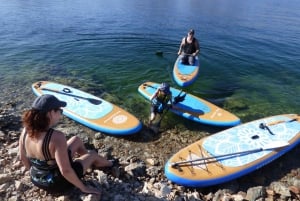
[138,82,240,127]
[173,56,200,87]
[165,114,300,187]
[32,81,142,135]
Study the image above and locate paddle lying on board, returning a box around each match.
[170,141,289,168]
[41,87,102,105]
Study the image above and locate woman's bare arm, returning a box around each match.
[18,128,31,170]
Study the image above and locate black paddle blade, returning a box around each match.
[87,98,102,105]
[173,93,186,104]
[155,51,163,56]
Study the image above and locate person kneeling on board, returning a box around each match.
[177,29,200,65]
[19,94,113,194]
[149,82,173,125]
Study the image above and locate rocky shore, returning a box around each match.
[1,92,300,201]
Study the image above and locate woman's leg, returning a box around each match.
[67,136,88,157]
[149,105,156,124]
[188,56,194,65]
[75,151,113,173]
[67,136,112,173]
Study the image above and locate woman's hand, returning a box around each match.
[81,185,101,195]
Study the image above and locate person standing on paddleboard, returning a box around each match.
[19,94,113,195]
[149,83,173,125]
[177,29,200,65]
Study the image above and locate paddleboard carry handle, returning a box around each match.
[63,88,72,93]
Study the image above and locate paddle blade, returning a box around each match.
[88,98,102,105]
[263,141,289,150]
[173,93,186,104]
[155,51,163,56]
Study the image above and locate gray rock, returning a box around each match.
[245,186,266,201]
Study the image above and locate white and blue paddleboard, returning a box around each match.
[173,56,200,87]
[138,81,240,127]
[165,114,300,187]
[32,81,142,135]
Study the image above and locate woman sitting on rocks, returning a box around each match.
[18,94,112,194]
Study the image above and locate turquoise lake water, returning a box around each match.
[0,0,299,127]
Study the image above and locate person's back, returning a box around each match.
[24,130,55,163]
[23,128,65,191]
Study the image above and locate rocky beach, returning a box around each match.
[0,86,300,201]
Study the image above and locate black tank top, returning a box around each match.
[24,128,57,169]
[183,37,196,54]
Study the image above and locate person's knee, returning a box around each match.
[68,136,86,155]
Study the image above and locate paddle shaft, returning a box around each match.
[157,90,184,126]
[172,148,263,167]
[171,142,288,167]
[155,51,192,56]
[41,88,102,105]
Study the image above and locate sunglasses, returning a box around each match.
[54,108,63,114]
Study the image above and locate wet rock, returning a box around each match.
[81,193,101,201]
[124,161,146,177]
[0,173,13,184]
[270,181,291,198]
[245,186,266,201]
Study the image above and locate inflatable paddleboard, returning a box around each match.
[165,114,300,187]
[138,82,240,127]
[173,56,200,87]
[32,81,142,135]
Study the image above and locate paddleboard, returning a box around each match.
[138,82,240,127]
[165,114,300,187]
[173,56,200,87]
[32,81,142,135]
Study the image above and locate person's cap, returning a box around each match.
[188,29,195,35]
[32,94,66,112]
[159,82,171,94]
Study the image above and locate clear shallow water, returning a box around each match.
[0,0,299,126]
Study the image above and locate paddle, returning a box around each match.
[41,88,102,105]
[170,141,289,168]
[155,51,177,56]
[155,51,192,57]
[156,90,186,127]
